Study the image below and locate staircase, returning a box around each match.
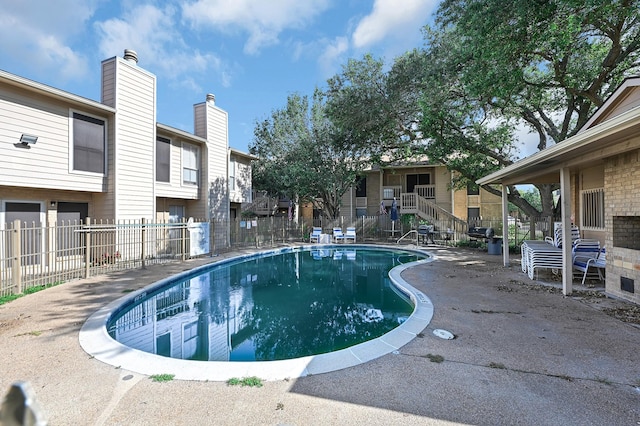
[241,196,278,216]
[399,193,468,237]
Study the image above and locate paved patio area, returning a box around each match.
[1,245,639,425]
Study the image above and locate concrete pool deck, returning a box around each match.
[1,245,639,425]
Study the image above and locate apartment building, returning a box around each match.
[0,49,252,251]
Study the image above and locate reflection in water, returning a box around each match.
[108,247,424,362]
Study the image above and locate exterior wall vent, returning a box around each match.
[621,276,635,293]
[123,49,138,64]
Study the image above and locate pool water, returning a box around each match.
[107,246,426,362]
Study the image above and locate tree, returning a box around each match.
[325,52,428,165]
[249,91,370,219]
[418,0,640,217]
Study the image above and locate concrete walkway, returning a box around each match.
[0,246,639,425]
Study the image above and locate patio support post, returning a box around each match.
[502,185,510,266]
[560,167,573,295]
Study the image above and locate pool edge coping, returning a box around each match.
[78,244,435,382]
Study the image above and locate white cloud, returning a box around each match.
[0,0,97,80]
[182,0,331,55]
[352,0,438,49]
[94,4,231,91]
[318,37,349,76]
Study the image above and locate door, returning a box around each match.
[406,174,430,193]
[56,202,88,257]
[5,202,43,266]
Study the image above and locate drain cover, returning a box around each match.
[433,329,455,340]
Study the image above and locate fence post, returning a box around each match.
[11,220,22,294]
[210,219,215,255]
[84,217,91,279]
[141,217,147,269]
[181,219,187,261]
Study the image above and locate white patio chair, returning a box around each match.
[573,246,605,285]
[344,227,356,243]
[309,227,322,243]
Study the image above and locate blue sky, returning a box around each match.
[0,0,440,152]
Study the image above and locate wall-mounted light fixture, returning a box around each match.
[50,201,57,208]
[15,134,38,148]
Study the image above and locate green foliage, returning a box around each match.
[0,281,64,306]
[227,376,264,387]
[418,0,640,217]
[0,294,23,306]
[250,90,368,219]
[150,374,174,382]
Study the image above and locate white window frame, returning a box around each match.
[69,110,107,176]
[156,136,171,183]
[580,188,605,230]
[229,156,236,192]
[182,142,199,186]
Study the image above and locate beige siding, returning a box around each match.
[580,164,604,190]
[193,103,206,138]
[101,59,116,107]
[434,166,452,212]
[155,137,200,200]
[109,58,156,220]
[0,85,107,192]
[229,157,252,203]
[206,104,229,221]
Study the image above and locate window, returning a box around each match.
[355,176,367,197]
[182,143,199,185]
[156,137,170,182]
[581,188,605,229]
[229,156,236,191]
[72,112,105,174]
[467,184,479,195]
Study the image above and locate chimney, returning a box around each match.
[123,49,138,64]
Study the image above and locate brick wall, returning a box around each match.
[604,148,640,304]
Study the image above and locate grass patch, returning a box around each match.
[227,376,264,387]
[424,353,445,363]
[150,374,175,382]
[0,281,64,306]
[0,294,23,305]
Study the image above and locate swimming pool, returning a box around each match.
[79,245,435,381]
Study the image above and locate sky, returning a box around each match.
[0,0,441,153]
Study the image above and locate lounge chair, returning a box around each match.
[573,243,604,285]
[332,227,345,243]
[309,227,322,243]
[344,227,356,243]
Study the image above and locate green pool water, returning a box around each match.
[107,246,426,362]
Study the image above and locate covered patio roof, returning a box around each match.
[476,77,640,295]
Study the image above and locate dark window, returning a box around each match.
[467,184,479,195]
[355,176,367,197]
[468,207,480,222]
[406,174,430,193]
[156,137,171,182]
[73,112,105,174]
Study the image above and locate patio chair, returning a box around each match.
[309,227,322,243]
[344,227,356,243]
[573,245,605,285]
[332,227,345,243]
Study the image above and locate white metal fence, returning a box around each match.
[7,213,544,298]
[0,218,208,297]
